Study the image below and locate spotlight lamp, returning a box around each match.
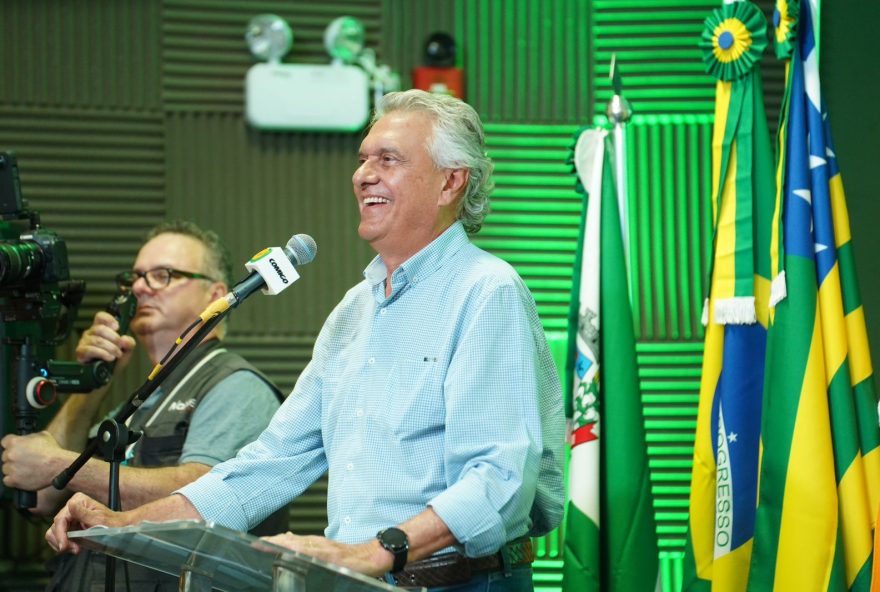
[324,17,400,100]
[324,16,366,65]
[245,14,293,64]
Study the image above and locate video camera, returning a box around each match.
[0,151,135,508]
[0,154,73,314]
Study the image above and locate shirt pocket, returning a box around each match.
[380,358,445,439]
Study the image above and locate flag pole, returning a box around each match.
[605,54,634,302]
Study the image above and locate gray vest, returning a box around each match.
[126,339,282,467]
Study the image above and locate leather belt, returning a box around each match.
[391,538,534,588]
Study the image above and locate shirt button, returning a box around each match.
[346,463,354,470]
[368,357,375,364]
[344,516,352,524]
[355,408,364,417]
[380,308,387,315]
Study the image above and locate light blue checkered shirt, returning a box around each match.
[178,222,565,557]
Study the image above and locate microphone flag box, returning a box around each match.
[245,247,300,295]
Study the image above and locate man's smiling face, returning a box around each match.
[352,110,458,265]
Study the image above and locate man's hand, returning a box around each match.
[1,431,72,491]
[260,509,457,577]
[260,532,393,577]
[75,310,136,369]
[46,493,132,554]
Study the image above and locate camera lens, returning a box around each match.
[0,241,44,286]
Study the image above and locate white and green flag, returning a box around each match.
[563,127,659,591]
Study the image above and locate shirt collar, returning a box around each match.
[363,222,469,292]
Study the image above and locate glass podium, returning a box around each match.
[69,520,421,591]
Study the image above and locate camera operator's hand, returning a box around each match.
[75,311,137,372]
[1,431,74,494]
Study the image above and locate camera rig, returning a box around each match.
[0,151,134,509]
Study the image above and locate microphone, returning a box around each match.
[199,234,317,320]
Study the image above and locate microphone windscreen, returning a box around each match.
[286,234,317,266]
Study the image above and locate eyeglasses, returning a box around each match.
[115,268,215,291]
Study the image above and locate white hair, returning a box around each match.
[373,90,494,233]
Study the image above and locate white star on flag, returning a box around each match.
[793,189,812,204]
[810,155,826,169]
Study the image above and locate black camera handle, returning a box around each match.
[11,337,39,509]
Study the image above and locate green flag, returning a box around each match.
[563,127,659,591]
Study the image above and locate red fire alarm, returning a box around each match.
[411,32,464,98]
[412,67,464,98]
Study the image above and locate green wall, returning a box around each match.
[0,1,877,590]
[821,1,880,387]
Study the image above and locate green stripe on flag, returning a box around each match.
[837,242,862,314]
[562,502,600,590]
[827,363,859,482]
[854,380,880,454]
[748,257,815,586]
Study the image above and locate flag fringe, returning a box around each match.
[713,297,757,325]
[769,271,787,307]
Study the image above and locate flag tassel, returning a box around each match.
[769,271,787,307]
[713,296,757,325]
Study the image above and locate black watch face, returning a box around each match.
[379,527,408,551]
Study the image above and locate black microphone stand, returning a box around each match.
[51,308,229,589]
[94,417,139,590]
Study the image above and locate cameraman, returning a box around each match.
[1,220,283,589]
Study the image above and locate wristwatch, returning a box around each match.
[376,527,409,573]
